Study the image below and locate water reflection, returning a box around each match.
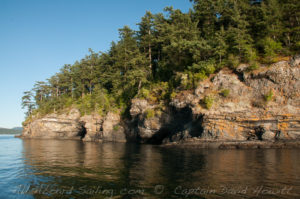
[19,139,300,198]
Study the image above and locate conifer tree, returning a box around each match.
[138,11,155,74]
[22,91,35,117]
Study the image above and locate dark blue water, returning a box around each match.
[0,134,299,199]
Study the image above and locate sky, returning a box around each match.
[0,0,192,128]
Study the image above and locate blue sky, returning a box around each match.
[0,0,192,128]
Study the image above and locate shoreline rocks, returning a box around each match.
[162,139,300,149]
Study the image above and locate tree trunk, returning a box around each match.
[89,82,92,95]
[137,80,142,94]
[82,86,85,98]
[71,77,74,99]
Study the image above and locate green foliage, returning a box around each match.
[0,127,22,135]
[202,95,214,109]
[194,72,207,82]
[247,62,260,71]
[177,73,191,90]
[227,54,240,69]
[138,88,150,99]
[220,89,230,97]
[189,59,216,75]
[296,41,300,50]
[244,46,258,63]
[148,82,171,101]
[22,0,298,120]
[77,94,93,116]
[262,37,282,63]
[145,109,155,119]
[169,91,177,100]
[21,91,35,117]
[113,125,120,131]
[264,90,274,102]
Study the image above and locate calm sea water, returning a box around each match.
[0,134,299,199]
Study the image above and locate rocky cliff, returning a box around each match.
[22,109,126,142]
[22,56,300,145]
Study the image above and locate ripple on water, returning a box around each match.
[0,136,299,199]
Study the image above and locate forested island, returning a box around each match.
[0,127,22,135]
[21,0,300,147]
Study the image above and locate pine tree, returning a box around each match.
[214,26,228,64]
[111,26,149,103]
[280,0,300,48]
[21,91,35,117]
[138,11,155,74]
[154,7,202,76]
[226,0,253,60]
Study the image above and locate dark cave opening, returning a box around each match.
[147,107,204,145]
[255,126,265,141]
[77,123,87,139]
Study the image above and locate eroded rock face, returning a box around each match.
[101,112,126,142]
[22,109,126,142]
[130,56,300,143]
[22,109,82,139]
[80,114,103,142]
[130,99,149,117]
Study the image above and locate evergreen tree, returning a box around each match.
[214,26,228,64]
[22,91,35,117]
[138,11,155,75]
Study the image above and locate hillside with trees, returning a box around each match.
[22,0,300,122]
[0,127,23,135]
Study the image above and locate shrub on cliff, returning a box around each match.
[145,109,155,119]
[228,54,240,69]
[247,62,260,71]
[264,90,274,102]
[202,96,214,109]
[262,37,283,63]
[113,125,120,131]
[220,89,230,97]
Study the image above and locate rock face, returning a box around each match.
[101,112,126,142]
[22,56,300,144]
[22,109,83,139]
[80,114,103,141]
[129,56,300,144]
[22,109,126,142]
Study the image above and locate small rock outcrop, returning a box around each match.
[22,109,126,142]
[22,109,83,139]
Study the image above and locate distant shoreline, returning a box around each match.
[0,127,22,135]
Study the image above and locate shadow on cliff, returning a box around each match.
[146,107,204,144]
[77,122,87,139]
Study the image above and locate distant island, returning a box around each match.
[0,127,23,135]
